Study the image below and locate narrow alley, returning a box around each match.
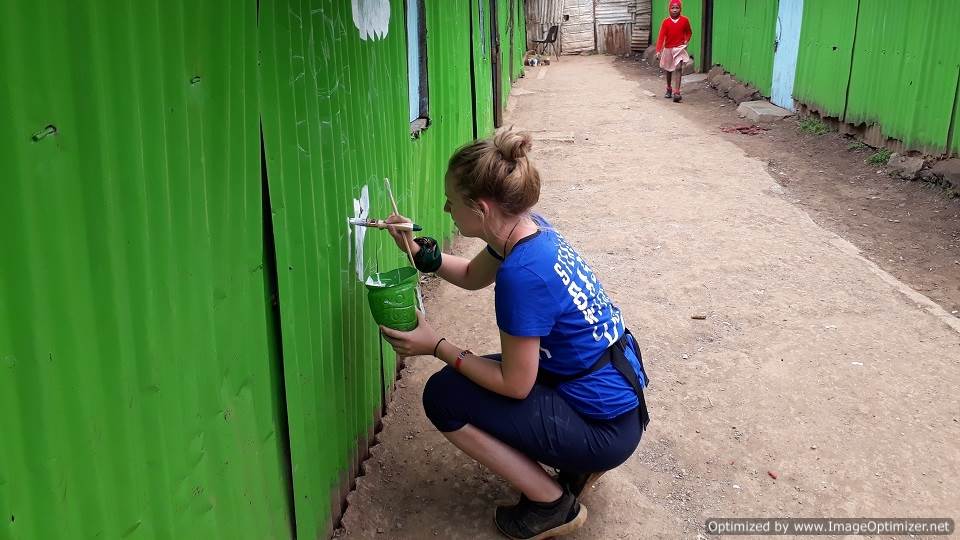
[340,56,960,539]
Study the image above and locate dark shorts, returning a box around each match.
[422,364,643,473]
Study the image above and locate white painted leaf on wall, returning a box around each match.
[347,185,371,281]
[352,0,390,41]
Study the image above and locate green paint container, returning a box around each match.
[365,266,419,331]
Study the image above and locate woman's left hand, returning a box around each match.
[380,311,441,357]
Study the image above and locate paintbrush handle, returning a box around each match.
[353,220,422,231]
[375,221,422,231]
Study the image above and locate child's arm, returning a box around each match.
[683,18,693,45]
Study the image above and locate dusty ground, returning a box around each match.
[340,56,960,539]
[616,57,960,318]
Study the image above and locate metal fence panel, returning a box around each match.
[793,0,859,117]
[710,0,778,93]
[0,1,292,539]
[844,0,960,153]
[258,0,512,536]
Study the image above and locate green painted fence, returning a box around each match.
[0,1,293,539]
[473,0,496,138]
[845,2,960,153]
[710,0,778,95]
[497,0,526,110]
[259,0,514,538]
[652,0,704,71]
[716,0,960,154]
[2,1,523,539]
[792,0,859,117]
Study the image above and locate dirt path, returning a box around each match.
[340,56,960,539]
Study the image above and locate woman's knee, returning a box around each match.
[422,366,468,432]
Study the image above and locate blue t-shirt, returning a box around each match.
[494,215,648,419]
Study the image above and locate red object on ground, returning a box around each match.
[768,470,778,480]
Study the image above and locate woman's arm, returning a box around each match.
[436,331,540,399]
[379,314,541,400]
[385,213,499,290]
[434,248,500,290]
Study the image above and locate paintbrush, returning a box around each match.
[348,218,423,232]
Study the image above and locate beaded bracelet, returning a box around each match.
[454,349,472,371]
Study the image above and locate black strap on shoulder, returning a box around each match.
[485,244,504,261]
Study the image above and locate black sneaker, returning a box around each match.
[673,92,682,103]
[664,88,673,99]
[558,470,607,501]
[494,490,587,539]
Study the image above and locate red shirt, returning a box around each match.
[655,16,692,52]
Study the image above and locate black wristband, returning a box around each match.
[432,337,447,357]
[413,236,442,273]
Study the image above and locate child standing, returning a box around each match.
[655,0,693,103]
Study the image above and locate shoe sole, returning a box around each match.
[494,503,588,540]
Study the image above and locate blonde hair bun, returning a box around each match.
[447,130,541,216]
[493,130,532,161]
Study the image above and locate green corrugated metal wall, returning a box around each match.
[499,0,513,109]
[514,0,528,81]
[258,1,512,538]
[2,0,522,539]
[792,0,859,117]
[710,0,778,94]
[652,0,704,71]
[473,0,496,137]
[0,1,293,539]
[496,0,526,110]
[796,0,960,153]
[843,1,960,153]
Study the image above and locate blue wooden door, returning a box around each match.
[771,0,803,110]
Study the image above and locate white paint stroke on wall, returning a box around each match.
[347,185,371,280]
[352,0,390,41]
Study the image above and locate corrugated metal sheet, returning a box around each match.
[0,1,293,539]
[793,0,960,154]
[652,0,705,70]
[709,0,777,93]
[844,1,960,153]
[474,0,496,137]
[514,0,528,79]
[258,0,518,537]
[597,23,633,55]
[954,81,960,155]
[596,0,632,24]
[525,0,564,51]
[596,0,633,55]
[562,0,596,53]
[792,0,858,117]
[632,0,653,52]
[2,0,524,537]
[497,0,524,107]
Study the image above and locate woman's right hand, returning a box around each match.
[385,213,420,256]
